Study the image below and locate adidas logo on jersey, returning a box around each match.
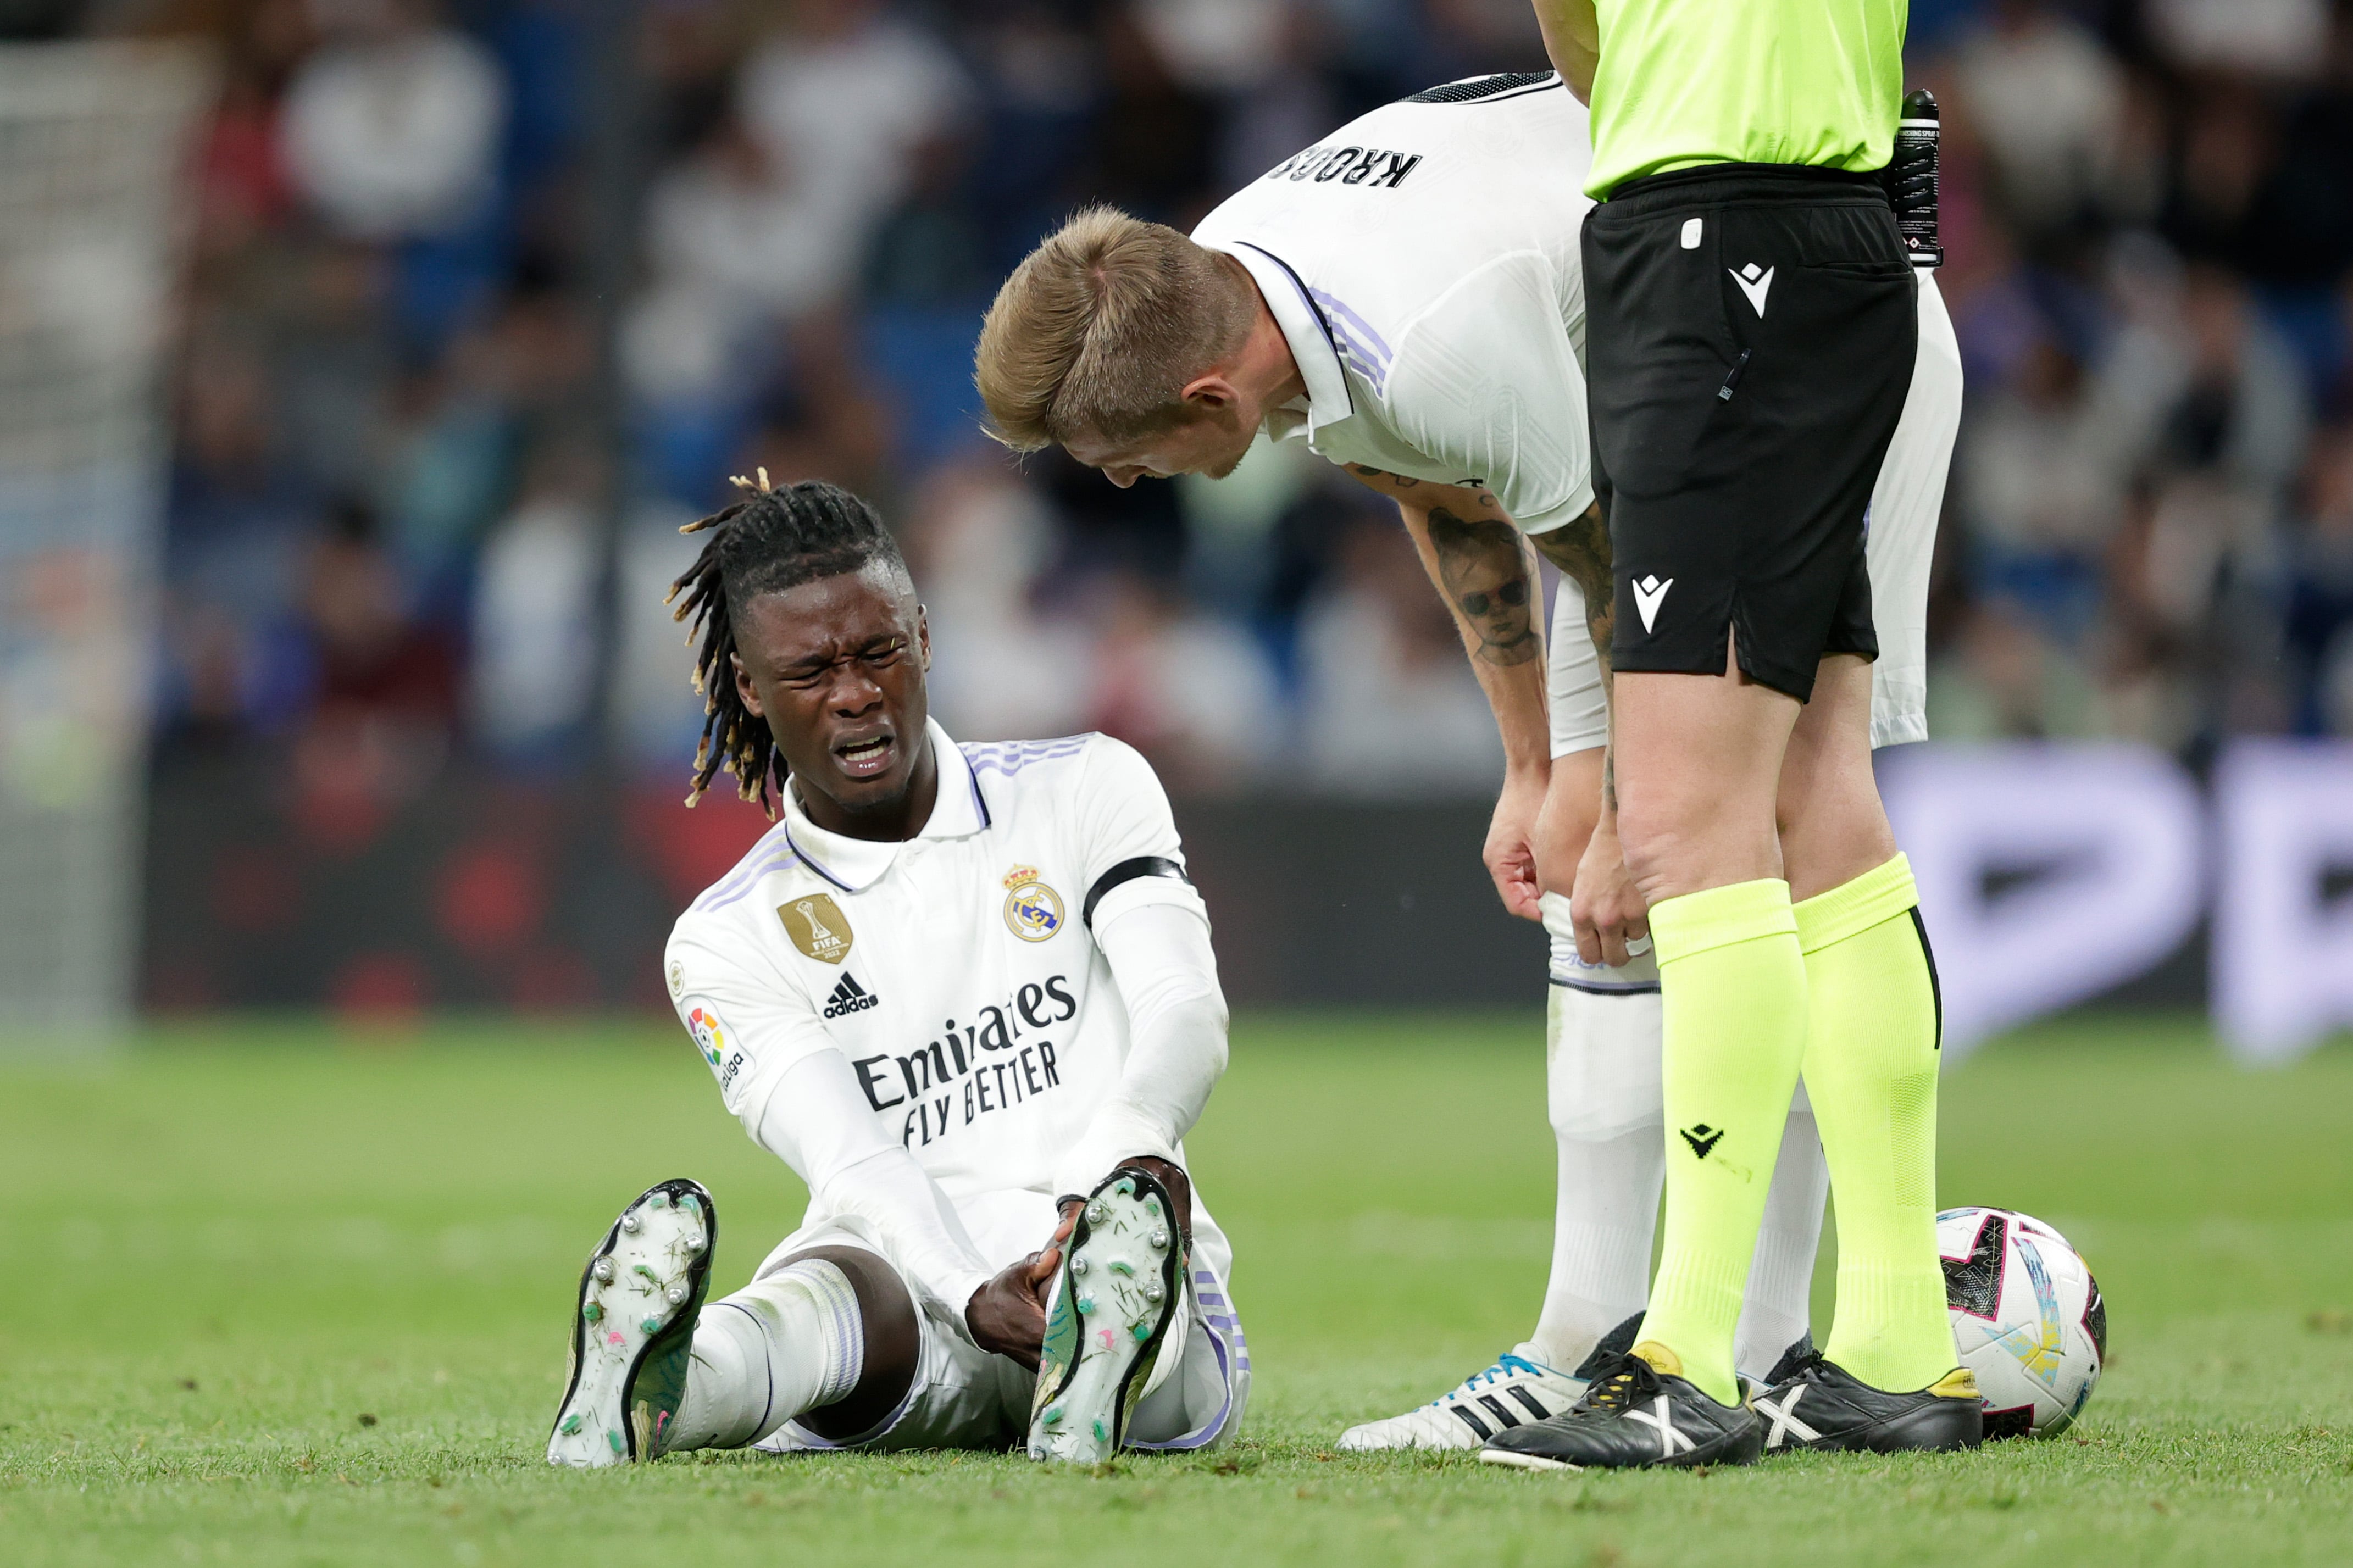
[823,974,881,1019]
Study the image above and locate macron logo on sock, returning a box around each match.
[1633,575,1674,633]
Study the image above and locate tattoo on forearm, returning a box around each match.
[1531,501,1615,681]
[1351,464,1419,488]
[1426,505,1539,666]
[1531,501,1621,814]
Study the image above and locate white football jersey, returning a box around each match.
[1197,71,1958,757]
[1192,71,1598,536]
[664,720,1227,1275]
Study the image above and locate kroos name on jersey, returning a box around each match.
[851,974,1081,1150]
[1262,143,1423,189]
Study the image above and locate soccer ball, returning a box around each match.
[1938,1206,2106,1439]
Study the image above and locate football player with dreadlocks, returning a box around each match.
[546,475,1248,1467]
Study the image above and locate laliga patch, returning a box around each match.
[778,893,853,965]
[680,994,747,1097]
[1001,865,1065,943]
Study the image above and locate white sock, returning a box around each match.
[665,1258,867,1450]
[1528,971,1666,1372]
[1733,1081,1830,1384]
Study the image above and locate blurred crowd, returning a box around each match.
[26,0,2353,796]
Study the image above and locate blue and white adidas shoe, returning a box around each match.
[1026,1166,1187,1463]
[547,1180,715,1467]
[1336,1345,1587,1452]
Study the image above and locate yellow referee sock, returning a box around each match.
[1799,854,1956,1392]
[1638,878,1808,1407]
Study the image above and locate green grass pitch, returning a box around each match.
[4,1013,2351,1566]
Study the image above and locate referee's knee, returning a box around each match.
[1615,799,1780,908]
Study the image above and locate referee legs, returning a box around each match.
[1612,643,1810,1409]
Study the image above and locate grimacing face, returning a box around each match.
[730,561,934,826]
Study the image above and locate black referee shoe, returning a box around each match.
[1479,1342,1761,1471]
[1751,1352,1984,1455]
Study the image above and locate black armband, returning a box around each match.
[1081,855,1192,930]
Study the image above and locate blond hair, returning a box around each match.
[974,205,1257,452]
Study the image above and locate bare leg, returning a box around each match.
[779,1245,920,1439]
[1775,654,1955,1392]
[1607,636,1810,1404]
[1611,636,1799,903]
[1774,654,1896,901]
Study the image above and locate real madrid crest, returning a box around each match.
[1001,865,1064,943]
[778,892,854,965]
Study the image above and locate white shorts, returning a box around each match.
[741,1210,1250,1454]
[1547,271,1961,757]
[1541,889,1659,994]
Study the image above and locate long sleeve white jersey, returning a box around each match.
[664,720,1232,1317]
[1193,70,1961,755]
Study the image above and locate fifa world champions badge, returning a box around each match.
[778,893,854,964]
[1001,865,1065,942]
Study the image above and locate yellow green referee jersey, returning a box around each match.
[1583,0,1908,198]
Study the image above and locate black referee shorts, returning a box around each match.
[1583,163,1917,703]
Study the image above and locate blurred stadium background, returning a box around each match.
[7,5,2353,1561]
[1,0,2351,1053]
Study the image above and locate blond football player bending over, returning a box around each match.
[546,476,1247,1467]
[976,71,1966,1460]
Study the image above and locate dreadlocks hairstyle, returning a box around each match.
[666,470,911,816]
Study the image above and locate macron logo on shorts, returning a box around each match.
[1730,262,1774,317]
[1633,575,1674,633]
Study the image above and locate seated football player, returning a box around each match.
[546,475,1247,1467]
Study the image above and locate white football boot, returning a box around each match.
[547,1179,715,1466]
[1026,1166,1187,1463]
[1336,1345,1588,1452]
